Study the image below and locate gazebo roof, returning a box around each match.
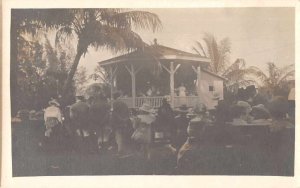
[98,44,211,67]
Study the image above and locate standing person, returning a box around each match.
[44,99,63,140]
[174,104,190,150]
[178,83,186,97]
[111,92,133,157]
[177,83,187,105]
[44,98,63,169]
[131,103,156,159]
[287,84,295,123]
[89,94,111,151]
[267,96,294,175]
[69,94,90,153]
[155,98,175,143]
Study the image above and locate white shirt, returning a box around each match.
[44,106,62,123]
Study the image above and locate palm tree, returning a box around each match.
[52,9,162,103]
[193,33,231,74]
[11,9,74,114]
[12,9,162,107]
[222,58,256,91]
[248,62,294,92]
[193,33,256,91]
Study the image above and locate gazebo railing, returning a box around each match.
[118,96,201,109]
[136,97,165,108]
[173,96,201,108]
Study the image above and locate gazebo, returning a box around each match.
[98,41,226,109]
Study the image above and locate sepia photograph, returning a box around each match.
[2,1,299,187]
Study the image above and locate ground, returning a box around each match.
[11,120,294,176]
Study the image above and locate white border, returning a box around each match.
[2,0,299,188]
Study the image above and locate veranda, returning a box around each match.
[98,42,225,109]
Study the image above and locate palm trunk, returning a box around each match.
[62,50,83,105]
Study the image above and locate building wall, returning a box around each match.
[198,71,224,109]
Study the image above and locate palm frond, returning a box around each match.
[192,41,207,57]
[246,66,268,82]
[55,26,74,48]
[111,10,162,32]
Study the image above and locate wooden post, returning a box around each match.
[125,64,142,108]
[170,62,175,108]
[162,62,180,108]
[109,65,118,109]
[192,65,202,102]
[109,66,114,103]
[131,64,136,108]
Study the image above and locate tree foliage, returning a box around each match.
[193,33,256,91]
[11,9,162,112]
[247,62,294,93]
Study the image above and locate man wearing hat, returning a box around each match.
[69,92,90,152]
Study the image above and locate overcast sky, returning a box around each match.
[79,8,295,75]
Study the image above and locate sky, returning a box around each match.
[79,8,295,76]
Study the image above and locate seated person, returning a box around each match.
[250,104,271,124]
[230,105,248,125]
[268,96,294,132]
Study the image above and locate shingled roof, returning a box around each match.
[97,44,211,66]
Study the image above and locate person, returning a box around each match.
[176,119,208,174]
[89,94,111,151]
[174,104,190,150]
[191,103,211,123]
[268,96,293,132]
[177,83,187,105]
[69,94,90,152]
[44,99,63,138]
[146,87,153,96]
[287,85,295,123]
[155,98,175,143]
[43,98,63,168]
[237,101,253,123]
[250,104,271,124]
[267,96,294,175]
[131,103,156,159]
[231,105,248,125]
[178,83,186,97]
[111,92,133,157]
[246,85,268,106]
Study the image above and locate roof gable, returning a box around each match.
[98,44,211,66]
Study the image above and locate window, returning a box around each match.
[209,85,214,92]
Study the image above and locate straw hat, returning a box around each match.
[48,99,60,107]
[139,103,155,113]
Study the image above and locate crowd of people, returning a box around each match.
[11,85,295,176]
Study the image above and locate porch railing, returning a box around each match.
[119,96,201,109]
[173,96,201,108]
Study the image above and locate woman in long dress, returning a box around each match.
[178,83,187,105]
